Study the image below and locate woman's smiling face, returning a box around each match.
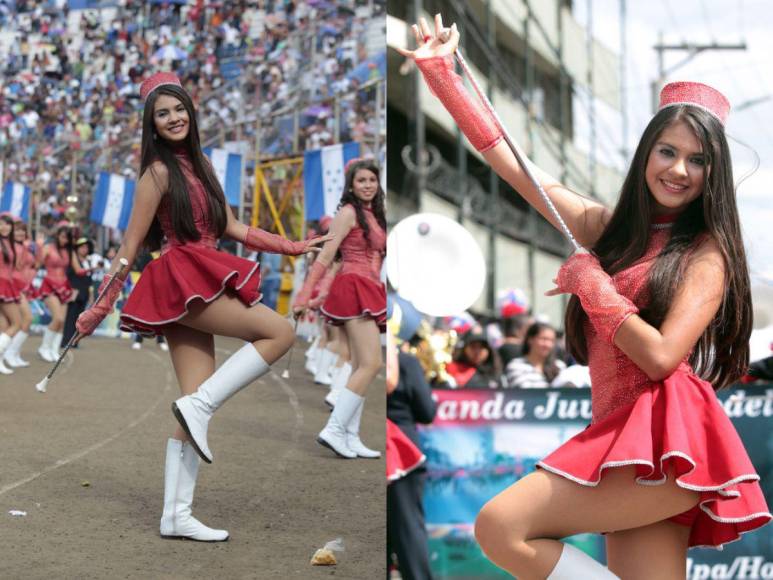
[153,94,190,143]
[645,120,707,216]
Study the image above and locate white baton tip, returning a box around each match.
[119,258,129,266]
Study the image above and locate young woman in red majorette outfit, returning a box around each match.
[399,15,771,579]
[73,72,330,542]
[309,257,352,409]
[0,212,24,374]
[3,217,37,368]
[293,158,386,459]
[37,222,74,362]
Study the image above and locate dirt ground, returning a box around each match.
[0,334,385,579]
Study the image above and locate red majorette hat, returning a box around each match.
[140,72,183,101]
[658,81,730,125]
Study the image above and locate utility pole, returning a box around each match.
[651,35,746,113]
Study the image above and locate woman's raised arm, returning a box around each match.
[397,14,611,248]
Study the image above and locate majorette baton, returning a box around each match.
[439,27,583,253]
[35,258,131,394]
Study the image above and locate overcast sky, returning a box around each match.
[572,0,773,282]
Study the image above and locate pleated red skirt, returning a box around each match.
[387,419,425,483]
[538,371,772,549]
[120,244,262,337]
[321,273,386,330]
[0,277,21,302]
[38,276,73,304]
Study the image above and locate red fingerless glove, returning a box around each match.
[244,227,309,256]
[75,272,127,337]
[309,268,337,309]
[293,260,328,310]
[556,253,639,344]
[415,55,503,152]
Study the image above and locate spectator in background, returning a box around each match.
[498,313,529,368]
[259,251,282,310]
[62,237,93,348]
[387,323,436,580]
[505,322,566,388]
[445,330,502,389]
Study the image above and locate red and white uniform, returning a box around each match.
[13,241,37,299]
[320,205,386,330]
[538,215,771,548]
[120,149,262,336]
[0,238,20,303]
[39,244,73,303]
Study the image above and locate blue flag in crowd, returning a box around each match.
[91,172,135,230]
[203,147,242,207]
[303,141,361,221]
[0,182,30,221]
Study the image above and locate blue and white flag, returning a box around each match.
[0,182,30,221]
[90,172,135,230]
[203,147,242,207]
[303,141,361,221]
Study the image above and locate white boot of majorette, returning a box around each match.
[346,397,381,458]
[0,333,13,375]
[5,331,30,367]
[325,362,352,408]
[313,349,335,385]
[547,543,619,579]
[172,344,270,463]
[38,327,57,363]
[305,338,321,374]
[317,388,363,458]
[159,439,229,542]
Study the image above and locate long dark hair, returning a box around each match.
[139,85,227,250]
[564,105,751,389]
[522,322,561,382]
[337,159,386,247]
[53,224,72,262]
[0,215,16,265]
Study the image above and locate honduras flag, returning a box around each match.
[203,147,242,207]
[303,142,360,221]
[0,182,31,221]
[90,172,135,230]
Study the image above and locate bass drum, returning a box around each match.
[386,213,486,317]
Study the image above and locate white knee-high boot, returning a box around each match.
[5,330,30,367]
[53,331,64,356]
[313,348,336,385]
[160,438,229,542]
[346,398,380,458]
[547,543,619,579]
[173,343,270,463]
[317,388,364,458]
[325,362,352,408]
[0,333,13,375]
[38,327,56,362]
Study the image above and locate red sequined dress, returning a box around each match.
[538,215,771,548]
[120,150,261,336]
[0,238,20,302]
[320,204,386,329]
[39,244,73,303]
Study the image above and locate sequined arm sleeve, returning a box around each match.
[556,253,639,344]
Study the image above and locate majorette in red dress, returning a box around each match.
[0,239,21,303]
[320,204,386,330]
[386,418,426,483]
[39,243,74,304]
[119,150,262,337]
[13,241,38,300]
[537,215,772,549]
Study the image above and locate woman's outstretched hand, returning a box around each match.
[303,233,335,254]
[394,14,459,61]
